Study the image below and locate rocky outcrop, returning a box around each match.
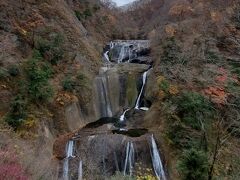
[93,63,150,119]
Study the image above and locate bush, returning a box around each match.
[75,10,83,21]
[62,76,75,91]
[5,95,27,129]
[176,92,214,130]
[7,65,20,77]
[161,37,182,65]
[177,148,209,180]
[0,147,29,180]
[25,50,53,102]
[36,33,64,65]
[62,72,88,92]
[205,51,220,64]
[83,8,92,18]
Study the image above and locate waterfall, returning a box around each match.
[120,108,130,122]
[95,76,113,117]
[66,140,74,158]
[78,160,83,180]
[110,41,114,49]
[135,70,149,110]
[118,45,126,63]
[123,142,135,176]
[150,135,166,180]
[104,51,111,63]
[63,140,75,180]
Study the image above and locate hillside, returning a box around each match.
[123,0,240,179]
[0,0,122,179]
[0,0,240,179]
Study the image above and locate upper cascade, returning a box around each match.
[104,40,151,64]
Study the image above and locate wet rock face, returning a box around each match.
[57,132,154,179]
[93,63,150,119]
[65,102,85,131]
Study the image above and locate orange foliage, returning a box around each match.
[204,86,227,104]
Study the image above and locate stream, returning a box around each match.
[59,40,167,180]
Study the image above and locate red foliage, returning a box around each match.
[204,86,227,105]
[0,148,29,180]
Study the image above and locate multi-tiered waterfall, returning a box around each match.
[58,40,167,180]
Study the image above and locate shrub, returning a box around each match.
[177,148,209,180]
[176,92,214,130]
[5,95,27,129]
[205,51,220,64]
[62,72,88,92]
[62,76,75,91]
[83,8,92,18]
[159,79,170,93]
[161,37,182,64]
[7,65,20,77]
[25,50,53,102]
[36,33,64,65]
[166,115,202,149]
[75,10,83,21]
[0,148,29,180]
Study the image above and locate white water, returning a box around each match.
[123,142,135,176]
[63,140,75,180]
[96,76,113,117]
[120,108,130,122]
[78,160,83,180]
[67,140,74,158]
[110,41,114,49]
[150,135,166,180]
[135,70,149,109]
[104,51,111,63]
[118,45,126,63]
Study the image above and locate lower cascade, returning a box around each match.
[58,40,167,179]
[78,160,83,180]
[63,141,75,180]
[151,135,167,180]
[123,142,135,176]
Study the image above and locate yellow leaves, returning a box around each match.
[136,174,157,180]
[156,75,179,98]
[156,76,165,85]
[165,24,176,37]
[169,85,179,95]
[23,116,37,129]
[56,92,73,106]
[135,163,157,180]
[158,90,166,99]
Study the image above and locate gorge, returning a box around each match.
[0,0,240,180]
[57,40,167,180]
